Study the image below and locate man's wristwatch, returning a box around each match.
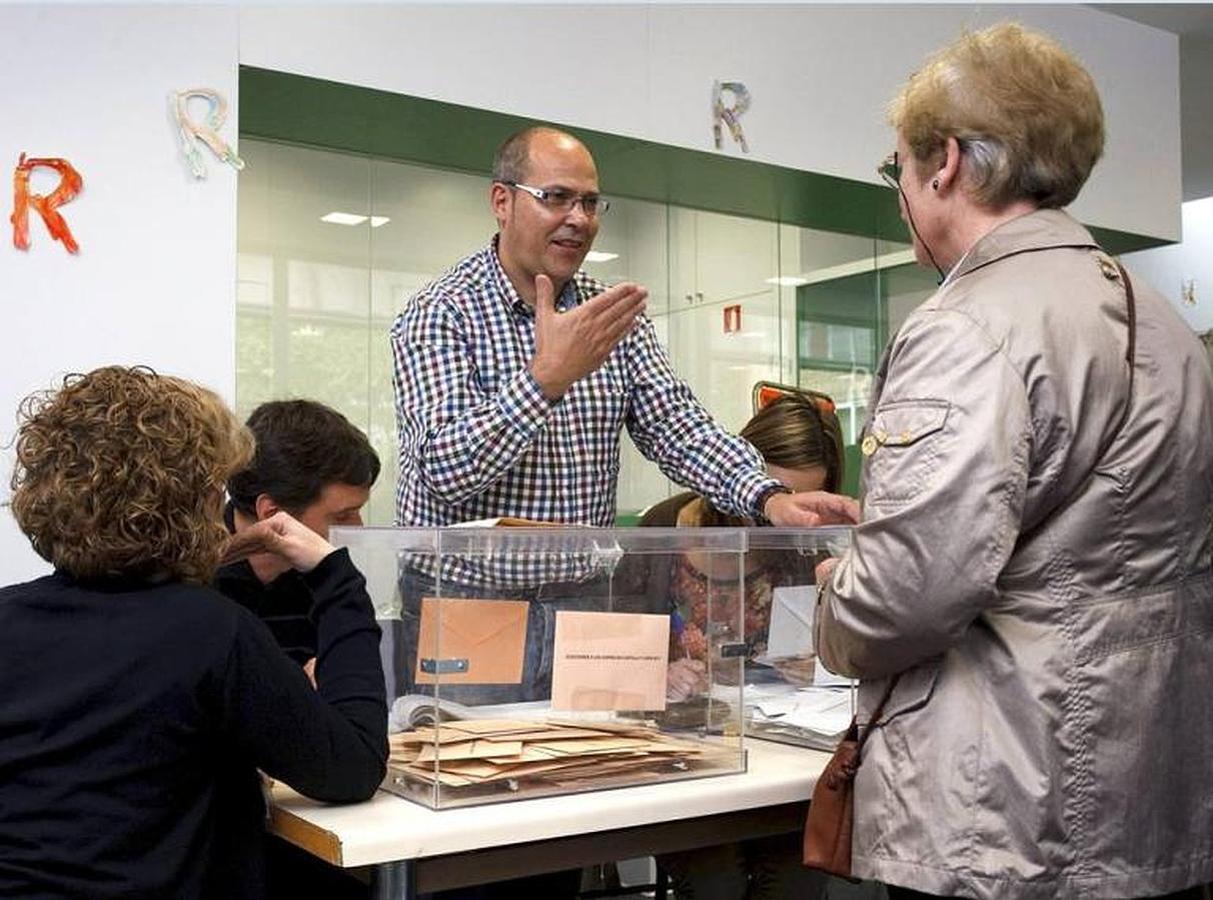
[752,482,792,525]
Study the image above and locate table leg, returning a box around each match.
[370,860,414,900]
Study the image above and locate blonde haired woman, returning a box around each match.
[0,366,386,900]
[812,24,1213,900]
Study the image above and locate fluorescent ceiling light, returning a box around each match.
[764,249,919,288]
[321,212,368,226]
[584,251,619,263]
[800,249,918,285]
[370,216,391,228]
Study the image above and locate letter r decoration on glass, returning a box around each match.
[712,81,751,153]
[171,88,245,179]
[12,153,83,254]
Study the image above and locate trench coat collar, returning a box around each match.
[947,208,1101,286]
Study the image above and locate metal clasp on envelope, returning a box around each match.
[419,658,469,675]
[717,642,748,658]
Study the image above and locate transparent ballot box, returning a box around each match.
[735,527,856,751]
[331,525,750,809]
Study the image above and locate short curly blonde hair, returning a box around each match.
[889,22,1104,209]
[10,366,253,583]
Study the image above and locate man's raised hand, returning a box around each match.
[529,274,648,401]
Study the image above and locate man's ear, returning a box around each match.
[490,181,511,227]
[254,493,281,522]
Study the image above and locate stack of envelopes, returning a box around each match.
[389,718,711,789]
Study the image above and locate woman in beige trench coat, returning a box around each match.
[813,23,1213,900]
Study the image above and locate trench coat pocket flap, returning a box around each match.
[869,401,950,448]
[869,660,940,724]
[415,597,530,685]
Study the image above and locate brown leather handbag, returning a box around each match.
[802,675,899,878]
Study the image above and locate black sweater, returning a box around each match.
[0,549,387,900]
[214,561,318,665]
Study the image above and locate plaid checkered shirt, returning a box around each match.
[390,238,777,536]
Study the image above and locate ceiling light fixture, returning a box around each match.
[321,212,368,226]
[584,251,619,263]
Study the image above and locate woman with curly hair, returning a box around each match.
[0,366,387,900]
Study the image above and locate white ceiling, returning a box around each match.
[1096,4,1213,200]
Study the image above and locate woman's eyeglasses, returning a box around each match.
[877,152,901,190]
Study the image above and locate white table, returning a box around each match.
[269,739,830,898]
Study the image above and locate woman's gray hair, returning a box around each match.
[890,23,1104,209]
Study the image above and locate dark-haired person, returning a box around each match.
[211,398,383,899]
[217,399,381,671]
[0,367,386,900]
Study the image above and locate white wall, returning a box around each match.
[1123,197,1213,333]
[0,5,239,582]
[238,3,1181,242]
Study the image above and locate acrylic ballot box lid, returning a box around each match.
[331,525,750,810]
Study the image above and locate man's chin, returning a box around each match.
[543,261,584,284]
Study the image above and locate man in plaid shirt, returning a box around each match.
[391,126,850,532]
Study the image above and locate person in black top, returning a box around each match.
[215,399,382,899]
[217,399,381,673]
[0,366,387,900]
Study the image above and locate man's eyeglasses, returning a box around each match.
[502,181,611,218]
[877,152,901,190]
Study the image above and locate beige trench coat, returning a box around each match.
[817,209,1213,898]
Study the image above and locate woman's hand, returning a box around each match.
[219,511,335,573]
[815,557,839,587]
[772,655,816,687]
[666,657,708,702]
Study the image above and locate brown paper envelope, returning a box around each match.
[484,746,560,764]
[415,740,525,763]
[486,728,615,742]
[414,597,529,685]
[402,764,475,787]
[530,737,651,756]
[390,728,476,746]
[439,760,510,779]
[544,718,656,733]
[440,719,551,735]
[549,611,670,712]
